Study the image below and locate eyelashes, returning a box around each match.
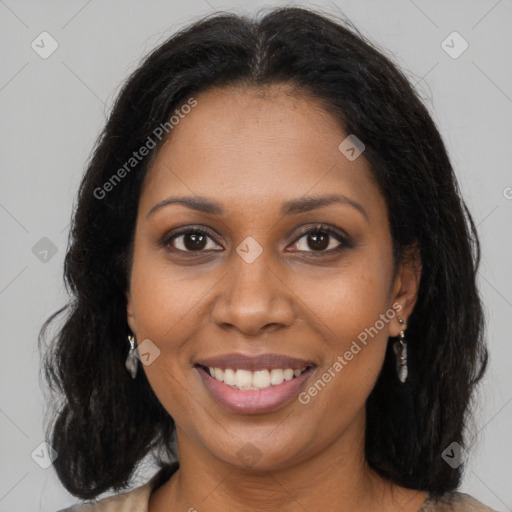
[289,225,351,254]
[160,223,353,257]
[161,226,222,253]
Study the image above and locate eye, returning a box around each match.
[161,224,351,255]
[288,224,349,254]
[162,227,222,253]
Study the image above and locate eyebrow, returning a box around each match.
[146,193,368,221]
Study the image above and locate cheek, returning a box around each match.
[129,244,208,341]
[291,251,394,408]
[128,246,222,423]
[292,251,393,347]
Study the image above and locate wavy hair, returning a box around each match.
[39,6,488,500]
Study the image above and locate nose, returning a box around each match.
[210,252,295,336]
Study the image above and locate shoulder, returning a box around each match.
[56,480,154,512]
[420,491,498,511]
[55,462,179,512]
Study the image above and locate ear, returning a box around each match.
[388,242,422,337]
[126,290,137,334]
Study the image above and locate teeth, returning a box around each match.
[224,368,236,386]
[270,369,284,386]
[235,369,253,388]
[206,366,309,389]
[253,369,270,388]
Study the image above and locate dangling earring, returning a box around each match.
[393,317,408,383]
[125,334,139,379]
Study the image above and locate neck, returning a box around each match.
[149,411,427,512]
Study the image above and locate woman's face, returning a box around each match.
[126,84,420,471]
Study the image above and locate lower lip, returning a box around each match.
[196,366,315,414]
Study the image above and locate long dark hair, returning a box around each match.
[39,6,488,500]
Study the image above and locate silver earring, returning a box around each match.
[393,317,408,383]
[125,334,139,379]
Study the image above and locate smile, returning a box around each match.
[203,366,311,390]
[195,364,316,414]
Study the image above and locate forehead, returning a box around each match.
[139,84,385,222]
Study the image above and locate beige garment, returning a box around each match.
[418,491,497,512]
[57,481,152,512]
[57,475,498,512]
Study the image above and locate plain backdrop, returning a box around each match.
[0,1,511,511]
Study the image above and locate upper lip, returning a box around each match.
[195,353,316,371]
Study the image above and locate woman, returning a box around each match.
[40,6,496,511]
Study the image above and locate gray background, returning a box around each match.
[0,0,511,511]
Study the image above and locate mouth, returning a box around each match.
[194,354,317,414]
[196,365,313,390]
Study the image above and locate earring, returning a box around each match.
[125,334,139,379]
[393,317,408,383]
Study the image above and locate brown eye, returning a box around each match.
[304,231,330,251]
[180,232,208,251]
[290,225,349,254]
[164,228,222,253]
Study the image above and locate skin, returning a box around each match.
[126,84,426,512]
